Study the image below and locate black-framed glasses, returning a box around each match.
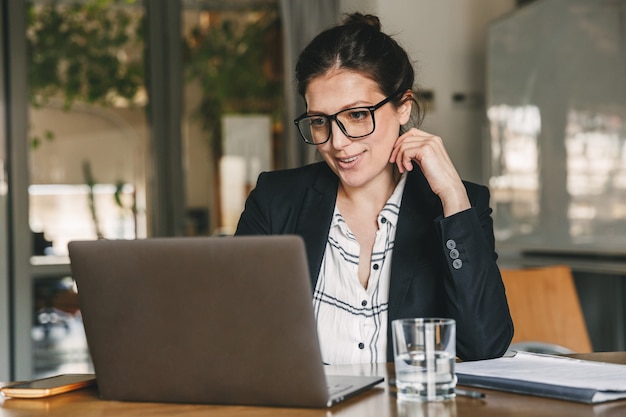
[294,90,403,145]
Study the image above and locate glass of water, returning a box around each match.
[392,318,456,402]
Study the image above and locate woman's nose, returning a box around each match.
[329,120,352,149]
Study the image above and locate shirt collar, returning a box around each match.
[378,172,407,228]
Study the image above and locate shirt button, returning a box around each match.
[358,343,365,349]
[452,259,463,269]
[446,239,456,249]
[381,217,387,224]
[449,248,459,259]
[373,264,379,270]
[361,300,367,307]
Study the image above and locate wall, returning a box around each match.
[340,0,516,183]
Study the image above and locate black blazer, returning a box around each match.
[235,162,513,362]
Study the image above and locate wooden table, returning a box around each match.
[1,352,626,416]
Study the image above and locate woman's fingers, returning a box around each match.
[391,128,470,215]
[391,128,450,176]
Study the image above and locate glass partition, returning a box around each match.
[23,0,285,378]
[27,0,147,378]
[28,1,148,257]
[486,0,626,255]
[181,0,283,236]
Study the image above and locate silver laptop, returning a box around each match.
[68,235,383,407]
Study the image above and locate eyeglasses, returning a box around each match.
[293,90,403,145]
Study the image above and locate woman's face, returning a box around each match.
[304,70,411,191]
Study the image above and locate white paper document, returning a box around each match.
[455,351,626,403]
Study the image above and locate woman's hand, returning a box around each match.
[390,128,471,217]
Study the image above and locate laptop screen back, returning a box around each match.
[69,235,331,407]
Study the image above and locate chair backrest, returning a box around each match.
[500,264,593,353]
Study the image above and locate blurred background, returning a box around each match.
[1,0,624,380]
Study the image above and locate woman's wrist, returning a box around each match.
[440,187,471,217]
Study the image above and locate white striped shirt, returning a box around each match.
[312,174,407,364]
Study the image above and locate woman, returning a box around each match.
[236,13,513,364]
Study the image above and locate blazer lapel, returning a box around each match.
[292,163,441,306]
[388,167,442,321]
[295,164,338,288]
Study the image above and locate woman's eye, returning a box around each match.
[347,109,369,121]
[310,117,328,128]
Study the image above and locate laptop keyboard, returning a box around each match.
[327,382,355,396]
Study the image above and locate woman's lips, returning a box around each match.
[335,152,363,169]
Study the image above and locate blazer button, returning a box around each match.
[446,239,456,250]
[449,248,459,259]
[452,259,463,270]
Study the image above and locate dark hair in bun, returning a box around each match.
[295,12,425,129]
[341,12,381,30]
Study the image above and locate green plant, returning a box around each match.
[27,1,283,238]
[27,0,144,107]
[81,160,104,239]
[27,0,283,156]
[27,0,144,149]
[183,10,283,156]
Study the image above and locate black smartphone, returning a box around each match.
[0,374,96,398]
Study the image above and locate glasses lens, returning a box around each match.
[297,107,375,144]
[298,116,329,144]
[336,108,374,138]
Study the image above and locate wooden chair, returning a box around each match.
[500,264,593,353]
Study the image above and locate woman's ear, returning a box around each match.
[397,91,413,125]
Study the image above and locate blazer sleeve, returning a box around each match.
[436,184,514,361]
